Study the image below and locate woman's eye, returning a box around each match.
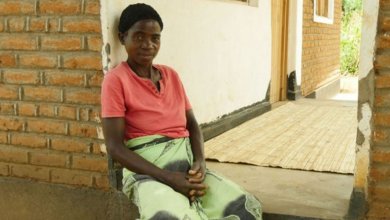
[135,35,143,41]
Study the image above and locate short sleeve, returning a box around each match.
[101,73,126,118]
[183,85,192,111]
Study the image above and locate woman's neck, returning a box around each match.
[127,60,153,79]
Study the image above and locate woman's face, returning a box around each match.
[120,19,161,67]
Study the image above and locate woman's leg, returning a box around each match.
[200,170,263,220]
[124,176,207,220]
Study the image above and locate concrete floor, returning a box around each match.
[207,161,354,219]
[204,80,358,219]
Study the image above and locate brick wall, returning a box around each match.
[301,0,341,96]
[367,0,390,218]
[0,0,108,190]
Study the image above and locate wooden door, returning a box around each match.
[270,0,289,103]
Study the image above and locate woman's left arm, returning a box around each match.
[186,109,206,182]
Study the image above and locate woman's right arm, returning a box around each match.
[102,117,206,197]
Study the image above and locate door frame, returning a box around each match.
[270,0,289,103]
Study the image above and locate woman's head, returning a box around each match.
[118,3,163,33]
[118,3,163,67]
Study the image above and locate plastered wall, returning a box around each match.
[287,0,303,86]
[100,0,272,124]
[355,0,379,192]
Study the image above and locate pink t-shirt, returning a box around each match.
[101,62,192,140]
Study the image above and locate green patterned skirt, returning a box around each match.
[122,135,262,220]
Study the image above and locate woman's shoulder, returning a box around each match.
[104,62,131,81]
[106,62,128,76]
[102,62,129,86]
[154,64,180,79]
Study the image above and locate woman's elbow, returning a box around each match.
[105,141,122,158]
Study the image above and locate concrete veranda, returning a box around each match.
[205,81,358,219]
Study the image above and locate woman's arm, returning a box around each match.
[186,110,206,181]
[102,117,206,197]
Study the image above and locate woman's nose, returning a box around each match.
[141,38,154,49]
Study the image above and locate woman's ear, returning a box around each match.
[118,32,125,45]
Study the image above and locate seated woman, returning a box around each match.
[101,3,262,220]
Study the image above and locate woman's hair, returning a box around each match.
[118,3,163,33]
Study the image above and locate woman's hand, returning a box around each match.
[187,159,207,202]
[163,170,207,201]
[188,159,206,182]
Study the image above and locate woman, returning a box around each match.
[101,3,262,220]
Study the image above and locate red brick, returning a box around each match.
[370,165,390,182]
[0,53,16,67]
[91,141,105,155]
[38,104,55,117]
[378,34,390,49]
[0,162,9,176]
[18,103,37,117]
[51,137,91,153]
[68,122,98,138]
[8,17,26,32]
[85,0,100,15]
[0,35,37,50]
[370,185,390,202]
[381,0,390,10]
[10,133,47,148]
[23,86,62,102]
[366,201,390,219]
[374,113,390,127]
[376,75,390,88]
[72,154,107,172]
[0,116,24,131]
[11,163,50,181]
[0,1,35,15]
[62,18,101,33]
[29,17,46,32]
[0,131,8,144]
[58,106,77,120]
[30,151,69,168]
[19,54,57,68]
[79,108,91,121]
[0,103,15,115]
[372,148,390,163]
[375,94,390,107]
[39,0,81,15]
[65,89,100,105]
[87,36,102,52]
[48,18,59,32]
[0,85,19,100]
[41,36,82,51]
[380,16,390,31]
[88,72,103,87]
[0,18,4,32]
[50,168,92,187]
[94,174,110,190]
[45,71,85,86]
[0,146,28,163]
[3,70,40,85]
[374,130,390,145]
[63,54,102,70]
[27,119,66,135]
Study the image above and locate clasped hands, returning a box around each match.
[187,160,207,202]
[166,160,207,202]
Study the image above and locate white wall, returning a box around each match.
[100,0,272,124]
[287,0,303,85]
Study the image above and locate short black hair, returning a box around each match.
[118,3,163,33]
